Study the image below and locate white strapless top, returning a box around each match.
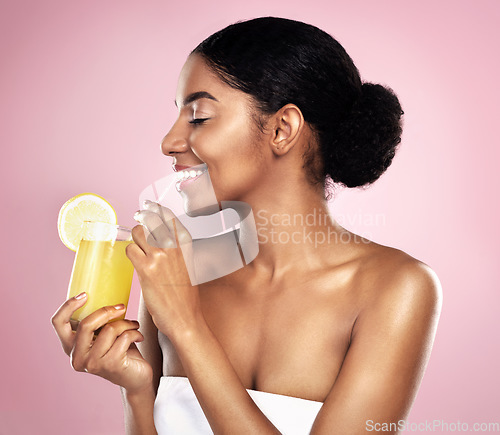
[154,376,323,434]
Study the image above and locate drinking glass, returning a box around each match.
[67,221,134,330]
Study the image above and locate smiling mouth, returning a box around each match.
[175,165,208,192]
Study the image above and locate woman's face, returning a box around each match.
[161,54,269,214]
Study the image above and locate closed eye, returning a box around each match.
[189,118,210,125]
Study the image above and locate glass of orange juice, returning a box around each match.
[67,221,134,331]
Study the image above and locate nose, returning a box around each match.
[161,122,188,156]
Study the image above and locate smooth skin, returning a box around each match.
[52,54,442,434]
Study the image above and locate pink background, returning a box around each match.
[1,0,499,433]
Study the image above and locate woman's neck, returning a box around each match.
[237,182,350,281]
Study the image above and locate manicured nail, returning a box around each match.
[75,292,87,300]
[113,304,125,310]
[142,200,155,208]
[133,211,143,222]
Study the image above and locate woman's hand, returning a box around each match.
[51,294,153,395]
[126,202,203,341]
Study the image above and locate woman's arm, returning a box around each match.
[120,293,162,435]
[51,295,157,434]
[310,260,442,434]
[128,206,282,434]
[120,385,157,435]
[171,316,282,434]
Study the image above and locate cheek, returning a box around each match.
[193,116,261,168]
[191,114,266,198]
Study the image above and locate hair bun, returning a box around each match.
[324,82,404,188]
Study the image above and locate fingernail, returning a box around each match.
[113,304,125,310]
[133,211,143,222]
[75,292,87,300]
[142,200,155,208]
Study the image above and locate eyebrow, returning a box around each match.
[175,91,219,107]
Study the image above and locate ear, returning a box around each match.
[269,104,304,156]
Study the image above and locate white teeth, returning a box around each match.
[176,169,206,181]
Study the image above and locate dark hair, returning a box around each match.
[192,17,403,195]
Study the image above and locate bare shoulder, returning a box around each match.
[354,242,443,320]
[311,243,443,432]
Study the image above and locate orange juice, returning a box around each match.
[68,234,134,324]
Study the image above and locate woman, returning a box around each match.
[52,17,442,434]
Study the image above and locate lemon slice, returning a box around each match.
[57,193,117,251]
